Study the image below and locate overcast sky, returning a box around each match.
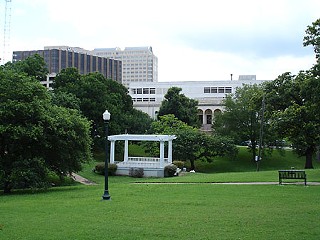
[1,0,319,81]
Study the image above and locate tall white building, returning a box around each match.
[92,46,158,87]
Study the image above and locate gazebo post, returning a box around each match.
[124,139,129,162]
[110,140,115,164]
[168,140,173,164]
[159,140,164,168]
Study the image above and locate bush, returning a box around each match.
[172,160,185,169]
[164,164,178,177]
[93,162,117,176]
[129,167,144,178]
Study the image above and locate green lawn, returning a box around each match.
[1,176,320,239]
[1,147,320,239]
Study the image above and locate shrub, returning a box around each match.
[172,160,185,169]
[164,164,178,177]
[93,162,117,176]
[129,167,144,178]
[108,163,118,176]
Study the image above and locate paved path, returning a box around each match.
[70,173,320,186]
[134,181,320,185]
[71,173,97,185]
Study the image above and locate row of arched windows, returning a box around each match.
[197,109,222,125]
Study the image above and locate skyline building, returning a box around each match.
[92,46,158,87]
[12,46,122,88]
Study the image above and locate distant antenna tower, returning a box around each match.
[2,0,12,64]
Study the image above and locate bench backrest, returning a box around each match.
[279,170,306,178]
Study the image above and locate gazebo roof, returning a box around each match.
[108,134,176,142]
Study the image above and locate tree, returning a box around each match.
[0,64,92,193]
[13,54,49,81]
[149,114,237,170]
[261,19,320,169]
[213,84,271,162]
[303,18,320,60]
[158,87,200,127]
[264,69,320,169]
[53,69,153,150]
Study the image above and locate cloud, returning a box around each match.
[7,0,320,81]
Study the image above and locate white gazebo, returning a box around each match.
[108,134,177,177]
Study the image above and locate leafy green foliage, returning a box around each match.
[13,54,49,81]
[93,162,117,176]
[164,164,177,177]
[213,84,271,161]
[158,87,200,127]
[0,61,92,193]
[264,68,320,168]
[172,160,185,168]
[148,114,237,170]
[53,69,153,150]
[303,18,320,59]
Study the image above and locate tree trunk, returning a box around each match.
[305,148,314,169]
[190,159,195,171]
[3,181,11,194]
[251,145,257,162]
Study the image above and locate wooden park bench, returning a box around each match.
[278,170,307,186]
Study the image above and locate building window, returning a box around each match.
[204,86,232,94]
[211,87,218,93]
[225,87,232,93]
[218,87,224,93]
[150,88,155,94]
[143,88,149,94]
[137,88,142,94]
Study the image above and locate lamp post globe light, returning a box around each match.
[102,110,111,200]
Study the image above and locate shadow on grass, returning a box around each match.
[0,183,82,196]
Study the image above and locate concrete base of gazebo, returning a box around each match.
[115,157,171,177]
[116,166,165,177]
[108,134,176,178]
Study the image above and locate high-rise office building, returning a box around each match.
[12,46,122,88]
[92,46,158,87]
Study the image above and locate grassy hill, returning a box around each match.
[193,146,320,173]
[115,144,320,173]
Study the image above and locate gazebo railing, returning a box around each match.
[127,157,169,163]
[115,157,170,168]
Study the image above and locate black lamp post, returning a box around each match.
[102,110,111,200]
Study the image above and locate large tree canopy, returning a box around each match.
[0,61,92,194]
[13,54,49,81]
[262,18,320,169]
[158,87,200,127]
[264,68,320,169]
[53,68,152,149]
[213,84,272,162]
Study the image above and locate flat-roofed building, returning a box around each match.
[92,46,158,87]
[128,76,269,131]
[12,46,122,88]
